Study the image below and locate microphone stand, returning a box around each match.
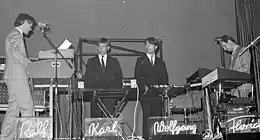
[251,44,260,116]
[239,36,260,56]
[41,31,74,140]
[239,36,260,116]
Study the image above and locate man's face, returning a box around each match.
[97,43,110,55]
[23,20,34,35]
[146,42,157,54]
[220,41,233,53]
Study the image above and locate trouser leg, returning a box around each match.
[140,98,151,140]
[141,97,162,140]
[91,100,101,118]
[20,95,35,117]
[0,99,20,140]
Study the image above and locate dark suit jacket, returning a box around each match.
[134,54,169,88]
[84,55,123,89]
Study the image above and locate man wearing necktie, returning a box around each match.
[216,35,252,98]
[84,38,123,117]
[1,13,37,140]
[134,37,169,140]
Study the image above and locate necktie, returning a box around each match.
[101,56,105,72]
[23,38,28,57]
[150,55,154,65]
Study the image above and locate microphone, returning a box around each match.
[156,38,162,43]
[214,37,222,45]
[37,22,50,32]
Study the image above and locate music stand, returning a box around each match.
[41,32,74,139]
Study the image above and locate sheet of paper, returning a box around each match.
[58,39,72,49]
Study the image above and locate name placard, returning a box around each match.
[223,115,260,133]
[148,117,197,136]
[84,118,123,137]
[15,117,53,139]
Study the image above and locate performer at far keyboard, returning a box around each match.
[84,37,123,118]
[215,35,252,98]
[1,13,37,140]
[134,37,169,140]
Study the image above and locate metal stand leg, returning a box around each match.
[113,96,127,117]
[118,113,138,137]
[49,79,54,139]
[205,88,213,136]
[184,108,188,125]
[95,96,113,118]
[114,95,138,138]
[68,85,75,140]
[161,95,167,116]
[217,83,222,105]
[161,89,171,117]
[93,91,129,140]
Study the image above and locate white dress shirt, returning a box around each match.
[15,27,23,37]
[98,54,107,67]
[146,53,155,65]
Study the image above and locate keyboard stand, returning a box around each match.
[92,89,130,140]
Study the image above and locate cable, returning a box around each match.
[65,90,71,137]
[71,97,86,139]
[56,102,67,138]
[131,85,139,140]
[81,88,86,137]
[71,88,86,138]
[142,85,149,96]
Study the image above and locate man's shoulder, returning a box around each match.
[155,56,164,61]
[238,46,251,56]
[239,46,247,52]
[88,56,98,60]
[137,55,147,60]
[108,56,119,61]
[86,56,98,64]
[7,28,21,41]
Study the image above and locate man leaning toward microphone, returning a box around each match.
[1,13,38,140]
[215,35,252,98]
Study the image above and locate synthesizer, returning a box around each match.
[201,67,251,87]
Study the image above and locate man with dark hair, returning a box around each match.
[1,13,37,140]
[84,37,123,117]
[134,37,169,140]
[216,35,252,97]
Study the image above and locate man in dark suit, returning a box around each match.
[84,37,123,117]
[134,37,169,140]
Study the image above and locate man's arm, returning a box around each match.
[114,59,123,81]
[112,59,123,88]
[239,50,251,73]
[162,61,169,85]
[84,59,96,87]
[7,31,31,66]
[134,57,144,85]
